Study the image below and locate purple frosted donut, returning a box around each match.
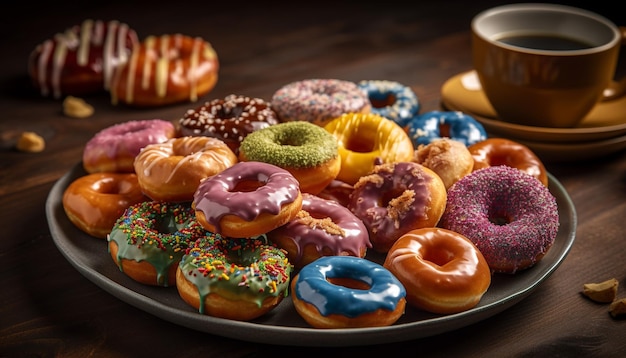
[439,166,559,274]
[270,79,371,126]
[267,193,371,268]
[83,119,176,173]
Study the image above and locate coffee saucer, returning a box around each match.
[441,71,626,143]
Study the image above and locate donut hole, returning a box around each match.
[154,214,180,234]
[488,209,512,226]
[327,277,371,290]
[232,179,264,192]
[438,123,451,137]
[345,132,375,153]
[370,94,397,108]
[422,248,455,267]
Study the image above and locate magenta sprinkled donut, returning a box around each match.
[270,79,371,126]
[439,166,559,274]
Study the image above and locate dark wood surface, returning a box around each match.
[2,1,625,356]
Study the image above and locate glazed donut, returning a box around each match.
[439,166,559,274]
[28,19,139,98]
[270,78,371,126]
[176,233,292,321]
[413,138,474,190]
[133,136,237,202]
[383,228,491,314]
[348,161,447,253]
[291,256,406,328]
[62,172,147,238]
[83,119,176,173]
[108,201,205,286]
[238,121,341,194]
[267,193,371,268]
[357,80,420,127]
[110,34,219,107]
[178,94,280,155]
[324,113,415,185]
[405,110,487,147]
[193,161,303,238]
[468,138,549,187]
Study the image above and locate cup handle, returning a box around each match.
[601,26,626,101]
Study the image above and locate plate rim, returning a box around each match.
[45,163,577,347]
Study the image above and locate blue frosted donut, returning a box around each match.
[291,256,406,328]
[358,80,420,127]
[406,110,487,147]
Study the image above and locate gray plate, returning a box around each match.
[46,163,577,347]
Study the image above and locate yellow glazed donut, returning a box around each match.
[324,113,414,185]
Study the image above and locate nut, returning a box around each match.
[16,131,45,153]
[63,96,94,118]
[582,278,619,303]
[609,298,626,318]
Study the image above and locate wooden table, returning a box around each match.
[2,1,625,356]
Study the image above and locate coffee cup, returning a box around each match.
[471,3,626,128]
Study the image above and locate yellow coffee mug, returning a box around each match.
[472,3,626,128]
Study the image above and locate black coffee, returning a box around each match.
[497,34,594,51]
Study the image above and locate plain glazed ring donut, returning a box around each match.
[133,136,237,202]
[384,228,491,314]
[28,19,139,98]
[348,161,447,253]
[405,110,487,147]
[176,233,292,321]
[270,78,371,126]
[178,94,280,155]
[110,34,219,107]
[324,113,415,185]
[193,161,303,238]
[238,121,341,194]
[291,256,406,328]
[108,201,206,287]
[357,80,420,127]
[83,119,176,173]
[267,193,371,268]
[62,172,147,238]
[468,137,549,187]
[439,166,559,274]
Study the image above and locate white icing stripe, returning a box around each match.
[37,41,53,97]
[142,36,155,90]
[52,33,68,99]
[189,37,201,101]
[155,35,169,98]
[77,20,92,66]
[103,20,118,90]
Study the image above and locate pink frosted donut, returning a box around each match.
[83,119,176,173]
[439,166,559,274]
[348,162,447,253]
[270,79,371,126]
[193,161,303,238]
[267,193,371,268]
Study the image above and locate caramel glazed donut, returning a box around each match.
[110,34,219,107]
[28,19,139,98]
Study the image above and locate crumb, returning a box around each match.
[16,131,45,153]
[582,278,619,303]
[609,298,626,318]
[63,96,94,118]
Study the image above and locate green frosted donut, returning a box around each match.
[239,121,338,168]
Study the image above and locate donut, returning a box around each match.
[238,121,340,194]
[178,94,280,155]
[83,119,176,173]
[348,161,447,253]
[110,34,219,107]
[357,80,420,127]
[291,256,406,328]
[413,138,474,190]
[133,136,237,202]
[28,19,139,99]
[176,233,292,321]
[324,113,415,185]
[439,166,559,274]
[62,172,147,238]
[383,228,492,314]
[107,201,205,287]
[468,138,549,187]
[267,193,371,268]
[270,79,371,126]
[405,110,487,147]
[317,179,354,208]
[192,161,303,238]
